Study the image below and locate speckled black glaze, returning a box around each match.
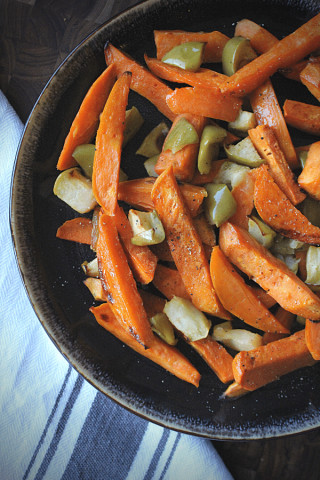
[10,0,320,440]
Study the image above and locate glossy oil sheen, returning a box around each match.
[10,0,320,439]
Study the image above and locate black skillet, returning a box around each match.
[10,0,320,440]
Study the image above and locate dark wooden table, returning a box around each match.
[2,1,320,479]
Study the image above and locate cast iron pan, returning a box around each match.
[10,0,320,439]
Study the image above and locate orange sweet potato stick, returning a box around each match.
[305,318,320,360]
[221,381,249,399]
[298,140,320,201]
[262,332,288,345]
[149,240,174,262]
[232,330,317,391]
[192,213,216,247]
[151,165,231,319]
[56,217,93,244]
[97,212,154,348]
[56,64,117,171]
[234,18,279,54]
[273,305,295,330]
[228,167,259,229]
[250,285,277,309]
[254,164,320,245]
[283,99,320,136]
[235,18,311,82]
[88,285,168,322]
[154,113,207,181]
[219,221,320,320]
[144,54,227,89]
[104,43,176,121]
[202,244,213,263]
[117,177,207,217]
[300,59,320,101]
[187,336,234,384]
[117,177,163,212]
[166,86,243,122]
[152,264,192,301]
[280,59,312,82]
[249,79,299,169]
[92,72,131,216]
[114,206,158,285]
[221,13,320,96]
[191,159,226,186]
[210,246,289,333]
[138,289,166,319]
[91,302,201,387]
[248,124,305,204]
[154,29,230,63]
[296,250,308,282]
[262,306,295,344]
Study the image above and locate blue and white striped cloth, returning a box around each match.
[0,90,234,480]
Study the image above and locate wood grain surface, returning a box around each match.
[0,0,139,122]
[2,1,320,479]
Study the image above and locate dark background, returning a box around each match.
[2,1,320,479]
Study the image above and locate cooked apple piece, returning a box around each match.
[83,277,107,301]
[149,312,178,345]
[212,321,263,351]
[296,316,306,326]
[163,296,211,342]
[270,234,305,256]
[300,196,320,228]
[128,209,165,246]
[72,144,95,179]
[163,117,199,154]
[136,122,169,157]
[248,215,276,249]
[144,155,159,177]
[212,160,250,189]
[81,257,99,277]
[198,124,227,175]
[273,253,300,275]
[123,106,144,147]
[161,42,206,71]
[53,167,97,213]
[222,36,257,76]
[119,168,129,182]
[228,109,257,137]
[204,183,237,227]
[225,136,264,167]
[306,246,320,286]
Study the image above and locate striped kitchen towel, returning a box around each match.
[0,90,234,480]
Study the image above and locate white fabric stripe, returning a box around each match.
[0,89,95,480]
[0,343,76,480]
[42,377,97,480]
[23,367,79,480]
[163,434,234,480]
[0,239,82,480]
[127,425,235,480]
[0,89,78,480]
[151,431,180,480]
[23,366,73,480]
[143,429,170,480]
[126,422,168,479]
